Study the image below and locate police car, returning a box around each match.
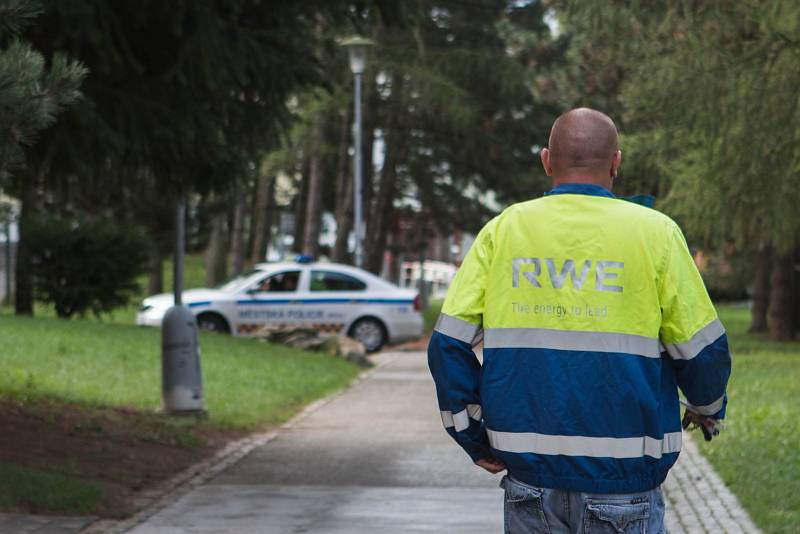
[136,257,424,352]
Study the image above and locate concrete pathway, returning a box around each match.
[119,350,758,534]
[126,352,502,533]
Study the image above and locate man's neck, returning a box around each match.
[552,176,612,191]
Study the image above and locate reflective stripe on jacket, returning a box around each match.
[427,183,731,494]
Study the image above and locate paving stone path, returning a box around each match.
[0,513,93,534]
[0,351,759,533]
[663,436,760,533]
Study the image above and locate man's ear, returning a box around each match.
[610,150,622,178]
[541,148,553,176]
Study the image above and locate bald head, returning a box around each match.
[540,108,621,189]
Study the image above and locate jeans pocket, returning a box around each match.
[500,476,551,534]
[583,498,650,534]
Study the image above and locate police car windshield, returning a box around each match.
[216,269,262,292]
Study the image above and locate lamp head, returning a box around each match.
[341,36,375,75]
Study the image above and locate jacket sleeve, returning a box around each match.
[427,218,497,462]
[659,222,732,419]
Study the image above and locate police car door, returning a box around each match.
[236,270,304,335]
[308,269,368,336]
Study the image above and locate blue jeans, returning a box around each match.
[500,476,666,534]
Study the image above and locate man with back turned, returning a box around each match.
[428,108,731,533]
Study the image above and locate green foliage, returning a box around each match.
[27,216,148,318]
[0,313,360,429]
[0,463,104,514]
[0,0,84,177]
[558,1,800,254]
[0,0,40,36]
[24,0,345,200]
[9,1,353,293]
[700,305,800,533]
[266,1,565,239]
[385,1,561,228]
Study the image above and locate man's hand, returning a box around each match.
[681,409,721,441]
[475,456,507,474]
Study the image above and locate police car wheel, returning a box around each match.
[197,313,229,334]
[350,317,386,353]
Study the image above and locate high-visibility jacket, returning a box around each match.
[428,183,731,494]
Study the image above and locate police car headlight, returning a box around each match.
[139,304,153,313]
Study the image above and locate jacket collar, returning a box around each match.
[545,183,615,198]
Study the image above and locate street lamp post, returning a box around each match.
[342,36,374,268]
[161,197,205,416]
[174,199,185,307]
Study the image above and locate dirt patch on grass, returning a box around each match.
[0,398,245,518]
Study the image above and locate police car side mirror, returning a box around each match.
[245,287,259,295]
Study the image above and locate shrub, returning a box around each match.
[28,216,148,318]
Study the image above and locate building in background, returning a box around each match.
[398,260,457,301]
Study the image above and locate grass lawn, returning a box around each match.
[0,308,361,515]
[0,464,104,515]
[698,305,800,534]
[0,314,360,429]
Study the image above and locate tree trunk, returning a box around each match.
[363,154,398,274]
[416,224,429,310]
[14,173,35,315]
[332,107,353,263]
[292,156,310,254]
[302,116,325,257]
[332,188,353,263]
[264,176,276,260]
[794,246,800,334]
[250,174,275,264]
[144,202,173,294]
[361,74,376,235]
[749,244,770,332]
[363,75,404,275]
[245,182,257,262]
[387,235,402,285]
[230,193,246,276]
[147,248,164,295]
[205,212,228,287]
[2,219,13,305]
[390,250,403,285]
[767,252,794,340]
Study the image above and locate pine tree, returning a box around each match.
[0,0,84,178]
[0,0,85,315]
